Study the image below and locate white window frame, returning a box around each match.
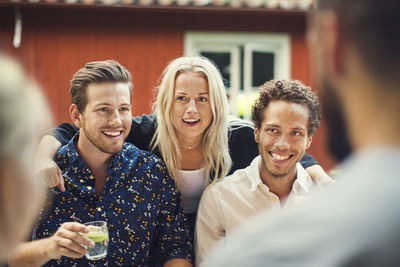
[184,31,291,120]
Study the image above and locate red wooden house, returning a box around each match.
[0,0,336,169]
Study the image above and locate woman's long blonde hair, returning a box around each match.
[151,56,231,189]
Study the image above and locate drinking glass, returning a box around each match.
[83,221,109,260]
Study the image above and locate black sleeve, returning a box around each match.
[49,123,79,146]
[126,113,157,153]
[300,153,319,169]
[228,124,259,175]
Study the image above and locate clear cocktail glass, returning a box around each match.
[83,221,109,260]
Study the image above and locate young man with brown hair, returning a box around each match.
[196,79,325,265]
[204,0,400,266]
[8,60,192,267]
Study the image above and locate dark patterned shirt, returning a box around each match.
[35,135,193,266]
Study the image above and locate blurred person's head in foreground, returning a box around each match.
[0,53,52,259]
[308,0,400,158]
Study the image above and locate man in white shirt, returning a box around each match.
[195,79,326,265]
[203,0,400,266]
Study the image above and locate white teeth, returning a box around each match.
[271,152,290,160]
[183,119,199,123]
[103,131,120,136]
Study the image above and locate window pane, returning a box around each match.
[240,47,244,91]
[200,52,231,88]
[252,52,274,87]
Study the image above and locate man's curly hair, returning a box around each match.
[251,79,321,135]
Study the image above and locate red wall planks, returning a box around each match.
[0,5,336,170]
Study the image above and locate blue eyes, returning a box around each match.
[176,96,208,102]
[97,107,130,112]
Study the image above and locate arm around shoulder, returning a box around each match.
[48,123,78,146]
[300,154,333,185]
[34,135,65,191]
[306,164,334,186]
[35,135,62,161]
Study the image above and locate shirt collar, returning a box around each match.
[64,132,82,167]
[58,131,129,199]
[291,163,314,194]
[247,156,264,192]
[247,156,314,194]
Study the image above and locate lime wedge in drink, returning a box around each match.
[84,232,108,243]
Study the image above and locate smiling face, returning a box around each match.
[255,100,312,179]
[170,72,213,144]
[74,82,132,156]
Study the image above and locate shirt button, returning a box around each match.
[271,196,279,202]
[97,207,102,212]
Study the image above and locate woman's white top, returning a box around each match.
[178,167,206,214]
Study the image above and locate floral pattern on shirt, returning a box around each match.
[35,136,192,266]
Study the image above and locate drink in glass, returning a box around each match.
[83,221,109,260]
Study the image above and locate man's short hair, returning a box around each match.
[251,79,321,135]
[316,0,399,84]
[70,60,133,112]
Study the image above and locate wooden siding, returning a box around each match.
[0,6,336,170]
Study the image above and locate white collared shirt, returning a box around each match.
[203,148,400,267]
[195,155,319,265]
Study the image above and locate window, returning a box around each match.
[184,32,291,120]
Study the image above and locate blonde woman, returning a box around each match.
[35,56,330,238]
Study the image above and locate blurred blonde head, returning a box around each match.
[152,56,231,188]
[0,54,52,258]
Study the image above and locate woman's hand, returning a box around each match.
[34,135,64,191]
[35,155,65,192]
[306,164,334,186]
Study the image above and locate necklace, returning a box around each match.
[181,141,201,150]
